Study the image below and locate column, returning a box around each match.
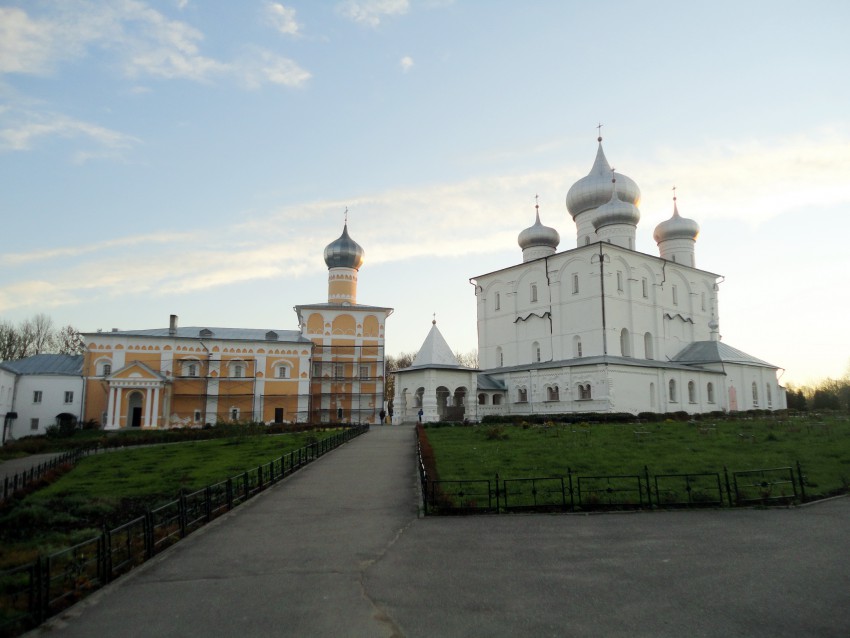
[144,388,153,427]
[106,386,116,430]
[151,386,160,427]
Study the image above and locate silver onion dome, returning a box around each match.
[324,223,364,270]
[518,210,560,251]
[592,181,640,230]
[566,139,640,219]
[653,198,700,243]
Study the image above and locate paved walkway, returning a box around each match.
[28,425,850,638]
[1,453,65,484]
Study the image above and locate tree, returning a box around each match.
[55,324,86,355]
[454,348,479,368]
[384,351,417,412]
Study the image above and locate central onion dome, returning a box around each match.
[653,197,700,243]
[324,222,364,270]
[518,210,560,250]
[593,177,640,230]
[566,137,640,219]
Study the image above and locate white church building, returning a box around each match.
[393,134,786,423]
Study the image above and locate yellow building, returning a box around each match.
[82,223,392,428]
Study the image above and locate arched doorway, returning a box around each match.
[127,391,144,428]
[436,386,450,420]
[446,387,467,421]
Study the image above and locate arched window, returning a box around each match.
[572,273,580,293]
[495,292,501,311]
[531,283,538,303]
[669,379,677,402]
[478,393,487,405]
[276,364,289,379]
[766,384,772,408]
[183,361,198,377]
[493,394,503,405]
[517,387,528,403]
[578,383,592,400]
[688,381,696,403]
[230,407,239,421]
[752,381,759,407]
[230,362,244,378]
[644,332,654,360]
[573,336,583,358]
[707,382,715,404]
[547,386,560,401]
[414,387,424,407]
[620,328,631,357]
[532,341,541,363]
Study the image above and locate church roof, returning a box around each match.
[408,321,467,369]
[0,354,83,376]
[672,341,778,368]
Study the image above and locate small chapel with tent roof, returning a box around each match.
[392,132,786,423]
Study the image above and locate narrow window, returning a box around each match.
[642,278,648,298]
[533,341,541,363]
[194,410,202,422]
[31,418,39,431]
[701,292,706,311]
[517,388,527,402]
[752,381,759,407]
[312,362,322,378]
[669,379,677,402]
[187,363,197,377]
[620,328,631,357]
[572,273,579,294]
[359,365,369,379]
[103,363,112,376]
[230,408,239,421]
[64,391,74,404]
[495,292,501,311]
[233,364,243,378]
[334,363,345,379]
[33,391,42,404]
[688,381,696,403]
[278,366,288,379]
[644,332,654,360]
[707,382,715,403]
[496,347,503,367]
[766,384,772,407]
[478,393,487,405]
[617,271,623,292]
[672,285,679,306]
[531,283,538,303]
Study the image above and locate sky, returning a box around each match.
[1,0,849,388]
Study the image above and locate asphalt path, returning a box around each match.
[27,425,850,638]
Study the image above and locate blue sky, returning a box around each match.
[1,0,849,386]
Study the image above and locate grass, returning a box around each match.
[0,431,331,567]
[422,416,850,499]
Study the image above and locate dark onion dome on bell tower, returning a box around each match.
[653,187,700,266]
[324,222,364,271]
[518,197,560,262]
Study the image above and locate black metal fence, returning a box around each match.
[417,435,808,515]
[1,447,97,503]
[0,425,368,637]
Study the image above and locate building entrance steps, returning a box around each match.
[29,425,850,638]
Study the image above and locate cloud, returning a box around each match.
[400,56,414,72]
[0,2,310,89]
[239,50,311,89]
[336,0,410,27]
[3,128,848,317]
[0,108,141,156]
[0,7,60,74]
[264,2,301,36]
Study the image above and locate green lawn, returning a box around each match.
[422,416,850,499]
[0,431,330,566]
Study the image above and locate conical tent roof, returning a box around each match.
[411,321,462,368]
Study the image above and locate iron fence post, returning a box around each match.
[796,461,806,502]
[494,473,500,513]
[226,478,233,510]
[568,468,575,511]
[102,526,112,583]
[723,466,733,506]
[243,472,249,502]
[179,492,187,538]
[205,486,212,523]
[644,465,652,508]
